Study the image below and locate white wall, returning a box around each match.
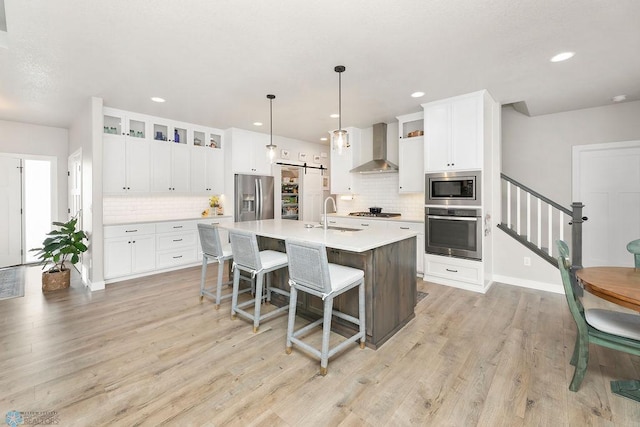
[68,97,105,290]
[497,100,640,292]
[0,119,68,222]
[502,100,640,206]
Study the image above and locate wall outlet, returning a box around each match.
[523,256,531,266]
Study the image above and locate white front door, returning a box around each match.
[573,140,640,267]
[0,155,23,267]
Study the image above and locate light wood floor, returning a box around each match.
[1,265,639,426]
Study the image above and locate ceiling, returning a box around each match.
[1,0,639,144]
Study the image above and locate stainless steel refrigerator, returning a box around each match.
[234,174,275,222]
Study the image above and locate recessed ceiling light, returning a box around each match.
[320,137,328,141]
[253,122,263,126]
[150,97,165,103]
[550,52,575,62]
[411,91,425,98]
[612,95,627,102]
[330,113,339,118]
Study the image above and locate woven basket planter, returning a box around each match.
[42,269,71,292]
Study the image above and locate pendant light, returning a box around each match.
[265,94,277,163]
[332,65,349,154]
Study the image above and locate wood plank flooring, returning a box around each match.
[1,265,639,426]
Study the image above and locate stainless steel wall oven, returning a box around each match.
[425,207,482,260]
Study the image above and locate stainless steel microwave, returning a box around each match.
[425,171,481,206]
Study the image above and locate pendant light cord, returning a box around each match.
[267,94,275,144]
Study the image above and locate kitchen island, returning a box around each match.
[220,219,418,349]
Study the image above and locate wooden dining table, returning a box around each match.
[575,266,640,401]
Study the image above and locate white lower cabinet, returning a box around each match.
[104,224,156,279]
[103,217,233,282]
[156,221,198,268]
[424,254,486,293]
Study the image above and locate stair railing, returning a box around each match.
[498,173,586,268]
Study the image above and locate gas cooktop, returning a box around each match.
[348,212,401,218]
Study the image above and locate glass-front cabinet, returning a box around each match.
[397,112,424,193]
[102,107,226,195]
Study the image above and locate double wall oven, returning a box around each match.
[425,171,482,261]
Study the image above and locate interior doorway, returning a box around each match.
[573,140,640,267]
[24,159,53,264]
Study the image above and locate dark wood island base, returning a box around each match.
[259,235,417,349]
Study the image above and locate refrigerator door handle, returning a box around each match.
[258,178,264,218]
[254,178,260,218]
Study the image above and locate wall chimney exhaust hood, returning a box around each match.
[350,123,398,174]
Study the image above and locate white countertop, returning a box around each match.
[219,219,418,253]
[328,213,424,223]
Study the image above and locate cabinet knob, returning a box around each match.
[122,187,126,190]
[127,187,130,190]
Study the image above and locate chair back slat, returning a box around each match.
[229,229,262,271]
[627,239,640,268]
[198,223,224,257]
[556,240,587,330]
[285,239,332,294]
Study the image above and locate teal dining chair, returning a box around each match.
[627,239,640,268]
[556,240,640,392]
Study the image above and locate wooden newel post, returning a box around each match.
[571,202,586,269]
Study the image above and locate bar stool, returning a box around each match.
[284,239,366,376]
[228,229,290,333]
[197,224,251,308]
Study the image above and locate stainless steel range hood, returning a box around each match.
[349,123,399,174]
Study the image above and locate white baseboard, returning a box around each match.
[492,274,564,294]
[88,279,105,291]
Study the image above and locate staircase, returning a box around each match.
[497,173,586,268]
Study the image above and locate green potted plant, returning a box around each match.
[31,217,88,292]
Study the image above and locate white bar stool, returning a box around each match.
[228,229,290,333]
[284,239,366,376]
[197,223,251,308]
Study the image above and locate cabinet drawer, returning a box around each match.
[386,221,423,233]
[338,218,388,229]
[157,230,197,250]
[104,223,155,238]
[156,220,197,234]
[426,258,480,283]
[157,248,197,268]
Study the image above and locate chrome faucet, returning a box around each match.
[323,196,337,230]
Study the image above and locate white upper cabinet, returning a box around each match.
[190,127,225,194]
[150,141,191,192]
[103,109,150,194]
[397,112,424,193]
[103,107,228,195]
[149,118,192,192]
[330,127,360,194]
[230,128,272,176]
[423,91,483,172]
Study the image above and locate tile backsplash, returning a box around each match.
[104,174,424,224]
[335,174,424,218]
[103,195,222,224]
